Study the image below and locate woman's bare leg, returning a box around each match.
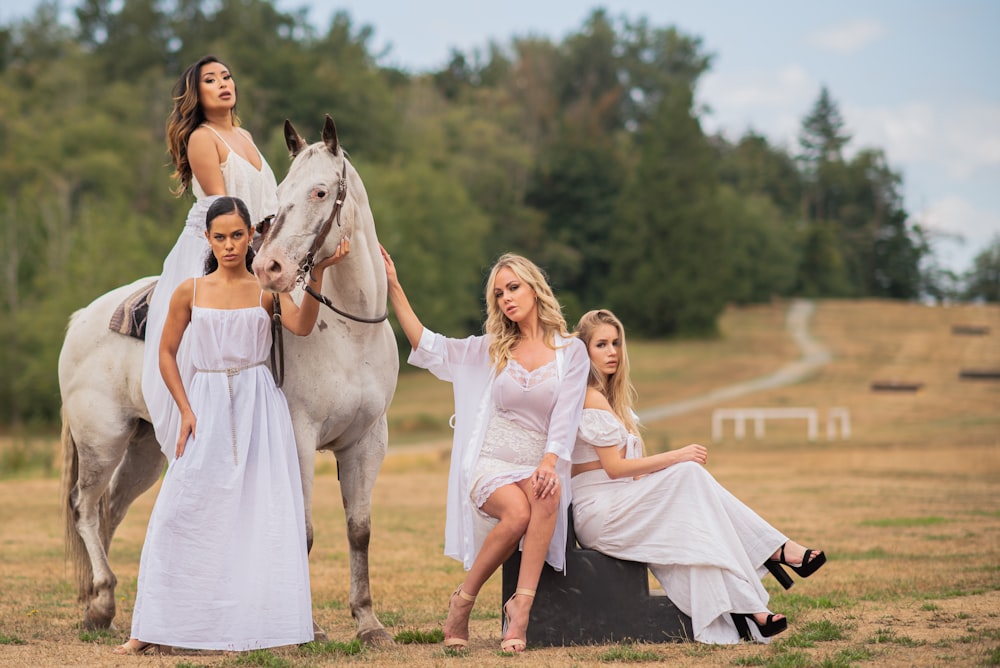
[500,478,560,647]
[444,485,531,644]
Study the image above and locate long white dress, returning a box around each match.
[130,287,312,651]
[570,409,786,644]
[141,126,279,459]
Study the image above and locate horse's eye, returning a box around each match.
[317,190,327,198]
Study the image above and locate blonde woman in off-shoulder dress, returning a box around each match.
[570,309,827,644]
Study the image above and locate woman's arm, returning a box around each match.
[159,279,196,458]
[585,391,707,479]
[380,245,424,349]
[273,238,350,335]
[187,128,226,195]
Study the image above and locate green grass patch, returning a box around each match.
[781,619,850,647]
[824,646,877,665]
[867,627,923,648]
[595,641,662,662]
[377,609,403,627]
[751,647,815,668]
[985,645,1000,665]
[228,650,293,667]
[77,628,116,644]
[920,602,939,611]
[297,638,364,657]
[834,547,888,561]
[393,628,443,644]
[732,654,768,666]
[860,516,948,528]
[769,591,851,616]
[0,438,57,479]
[0,633,27,645]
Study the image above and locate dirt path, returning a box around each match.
[638,299,829,423]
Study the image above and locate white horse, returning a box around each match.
[59,115,398,645]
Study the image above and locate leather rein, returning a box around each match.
[256,160,389,325]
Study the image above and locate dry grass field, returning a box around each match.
[1,299,998,667]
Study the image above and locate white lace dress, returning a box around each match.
[130,287,312,651]
[570,409,787,644]
[141,126,279,459]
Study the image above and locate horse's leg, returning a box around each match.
[108,422,165,534]
[65,417,133,630]
[335,417,392,646]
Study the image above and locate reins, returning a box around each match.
[256,160,388,326]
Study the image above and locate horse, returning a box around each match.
[58,114,398,646]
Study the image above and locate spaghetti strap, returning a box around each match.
[192,277,198,306]
[259,289,264,308]
[201,123,235,152]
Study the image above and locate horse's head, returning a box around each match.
[253,114,357,293]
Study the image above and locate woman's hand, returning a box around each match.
[175,408,196,459]
[675,443,708,465]
[380,244,399,287]
[531,454,560,499]
[316,237,350,270]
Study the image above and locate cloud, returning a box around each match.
[848,101,1000,180]
[914,196,1000,271]
[808,18,886,55]
[698,65,816,146]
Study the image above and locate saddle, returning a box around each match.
[108,281,156,340]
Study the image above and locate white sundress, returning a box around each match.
[130,284,311,651]
[570,408,787,644]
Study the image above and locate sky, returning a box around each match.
[3,0,998,275]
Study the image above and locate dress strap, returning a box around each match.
[200,123,236,153]
[258,289,264,308]
[192,277,198,306]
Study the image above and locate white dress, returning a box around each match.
[130,287,312,651]
[141,126,279,459]
[570,409,786,644]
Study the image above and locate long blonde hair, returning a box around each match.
[484,254,570,371]
[575,309,638,434]
[165,55,241,196]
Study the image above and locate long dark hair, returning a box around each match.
[165,55,241,196]
[203,196,255,274]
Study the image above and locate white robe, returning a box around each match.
[408,327,589,572]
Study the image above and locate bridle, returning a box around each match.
[255,160,388,325]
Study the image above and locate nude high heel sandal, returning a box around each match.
[500,588,535,653]
[443,586,476,650]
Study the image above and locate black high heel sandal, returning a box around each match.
[764,543,827,590]
[731,613,788,641]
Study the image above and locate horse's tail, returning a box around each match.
[61,407,109,601]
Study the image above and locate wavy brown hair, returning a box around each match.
[165,55,241,196]
[575,309,639,435]
[484,254,571,372]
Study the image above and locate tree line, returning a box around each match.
[0,1,995,427]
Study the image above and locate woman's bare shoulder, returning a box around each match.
[583,387,612,411]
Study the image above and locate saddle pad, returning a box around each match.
[109,281,156,340]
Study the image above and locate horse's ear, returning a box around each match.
[322,114,339,155]
[285,120,308,157]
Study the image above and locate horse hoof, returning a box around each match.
[82,611,113,630]
[358,626,394,647]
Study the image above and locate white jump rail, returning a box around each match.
[711,407,851,442]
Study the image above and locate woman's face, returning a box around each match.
[586,323,621,379]
[197,61,236,113]
[493,266,537,325]
[206,212,251,269]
